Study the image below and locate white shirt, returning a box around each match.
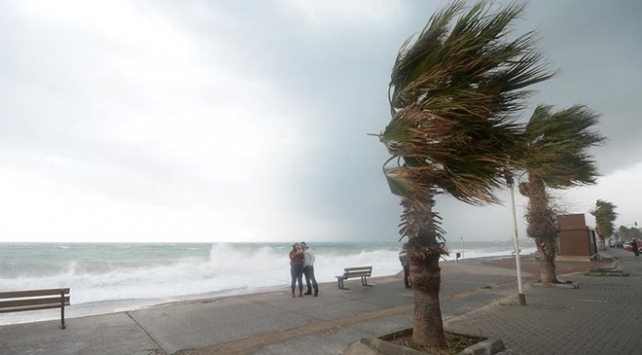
[303,247,316,267]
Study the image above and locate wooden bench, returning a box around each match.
[336,266,373,290]
[0,288,70,329]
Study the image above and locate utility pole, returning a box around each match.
[505,171,526,305]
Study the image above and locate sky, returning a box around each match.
[0,0,640,244]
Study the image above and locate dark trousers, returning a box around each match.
[303,265,318,293]
[403,265,410,287]
[291,265,304,295]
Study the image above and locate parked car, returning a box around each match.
[624,242,642,252]
[615,240,624,248]
[608,239,616,247]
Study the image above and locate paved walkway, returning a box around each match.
[447,248,642,355]
[0,249,634,355]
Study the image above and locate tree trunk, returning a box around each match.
[411,253,446,347]
[536,238,558,283]
[401,195,447,348]
[527,175,559,283]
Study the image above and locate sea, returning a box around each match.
[0,240,536,325]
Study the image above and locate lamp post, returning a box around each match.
[505,171,526,305]
[460,237,464,260]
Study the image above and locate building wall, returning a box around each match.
[558,214,587,231]
[557,213,595,258]
[558,228,591,256]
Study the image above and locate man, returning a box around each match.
[300,242,319,297]
[399,244,411,288]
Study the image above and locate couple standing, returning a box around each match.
[289,242,319,297]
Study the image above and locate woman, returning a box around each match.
[289,243,305,297]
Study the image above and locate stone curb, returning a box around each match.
[532,281,579,289]
[456,338,505,355]
[360,337,425,355]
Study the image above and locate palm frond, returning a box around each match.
[519,104,607,188]
[382,0,552,204]
[592,199,618,237]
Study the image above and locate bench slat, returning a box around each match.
[345,272,370,278]
[0,288,70,299]
[0,296,70,310]
[0,302,71,313]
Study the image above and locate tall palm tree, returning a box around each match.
[377,1,551,347]
[516,105,606,284]
[591,199,618,247]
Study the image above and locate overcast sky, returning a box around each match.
[1,0,640,244]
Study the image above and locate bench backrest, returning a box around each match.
[344,266,372,277]
[0,288,70,313]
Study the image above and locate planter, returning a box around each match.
[344,328,505,355]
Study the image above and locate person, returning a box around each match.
[399,244,411,288]
[289,243,305,297]
[300,242,319,297]
[632,239,639,257]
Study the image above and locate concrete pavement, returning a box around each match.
[0,250,630,355]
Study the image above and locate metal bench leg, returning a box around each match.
[60,291,66,330]
[361,276,372,287]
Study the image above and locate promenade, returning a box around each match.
[447,247,642,355]
[0,248,637,355]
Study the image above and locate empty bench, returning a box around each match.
[0,288,70,329]
[336,266,373,290]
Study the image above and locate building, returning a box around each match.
[556,213,599,262]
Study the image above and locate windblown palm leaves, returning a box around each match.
[517,105,606,283]
[591,199,618,241]
[381,0,552,208]
[517,105,605,188]
[377,1,552,348]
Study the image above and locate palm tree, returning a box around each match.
[516,105,606,284]
[620,224,642,240]
[377,1,551,347]
[591,199,618,248]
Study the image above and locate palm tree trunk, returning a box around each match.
[527,175,559,283]
[411,252,446,347]
[536,238,558,283]
[402,196,447,348]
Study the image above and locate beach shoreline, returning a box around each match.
[1,252,607,328]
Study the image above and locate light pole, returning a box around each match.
[460,237,464,260]
[505,171,526,305]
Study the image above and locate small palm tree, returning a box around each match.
[377,1,551,347]
[591,199,618,248]
[516,105,606,283]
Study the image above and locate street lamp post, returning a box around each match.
[505,171,526,306]
[460,237,464,260]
